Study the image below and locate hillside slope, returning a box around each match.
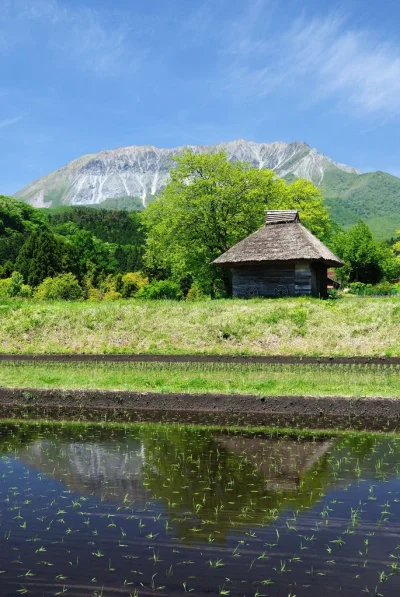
[322,170,400,239]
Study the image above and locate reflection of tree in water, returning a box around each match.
[140,427,334,540]
[140,428,400,540]
[1,422,400,543]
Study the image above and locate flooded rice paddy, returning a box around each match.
[0,423,400,596]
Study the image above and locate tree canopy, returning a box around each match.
[143,151,331,295]
[15,230,65,287]
[0,195,146,286]
[332,220,400,284]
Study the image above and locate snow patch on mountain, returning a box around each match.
[15,140,360,208]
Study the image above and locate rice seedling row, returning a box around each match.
[2,361,400,398]
[1,422,400,595]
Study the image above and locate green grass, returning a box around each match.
[1,295,400,356]
[2,361,400,397]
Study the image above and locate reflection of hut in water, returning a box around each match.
[17,440,148,503]
[215,435,332,491]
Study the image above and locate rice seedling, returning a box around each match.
[2,359,400,398]
[0,421,400,594]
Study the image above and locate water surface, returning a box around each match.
[0,423,400,596]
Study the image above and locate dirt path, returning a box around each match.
[1,387,398,431]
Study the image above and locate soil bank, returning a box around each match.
[1,387,399,431]
[1,354,400,365]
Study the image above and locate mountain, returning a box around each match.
[15,139,357,207]
[14,139,400,238]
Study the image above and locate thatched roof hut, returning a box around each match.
[213,210,343,298]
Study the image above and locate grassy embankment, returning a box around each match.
[0,295,400,356]
[1,361,400,398]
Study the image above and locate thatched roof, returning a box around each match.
[213,210,343,267]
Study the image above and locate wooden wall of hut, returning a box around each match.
[231,261,328,298]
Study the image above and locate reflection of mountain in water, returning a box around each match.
[215,435,332,491]
[18,439,148,502]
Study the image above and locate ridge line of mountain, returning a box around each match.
[13,139,400,239]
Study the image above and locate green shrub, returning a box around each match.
[288,307,308,336]
[87,288,102,302]
[348,282,368,295]
[17,284,32,298]
[217,322,243,340]
[327,288,341,300]
[0,278,12,298]
[35,273,84,301]
[0,272,32,298]
[121,272,148,298]
[374,281,395,296]
[137,280,182,300]
[186,282,207,301]
[103,290,122,301]
[289,307,307,327]
[98,274,118,295]
[348,281,397,296]
[264,308,286,325]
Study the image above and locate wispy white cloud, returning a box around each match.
[286,15,400,115]
[0,0,148,77]
[218,3,400,117]
[0,115,25,129]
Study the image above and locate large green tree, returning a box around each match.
[143,151,331,296]
[333,220,400,283]
[272,179,331,240]
[0,195,48,270]
[15,231,65,287]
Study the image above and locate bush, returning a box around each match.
[137,280,182,300]
[17,284,32,298]
[98,274,118,295]
[120,272,148,298]
[0,278,11,298]
[327,288,341,300]
[348,282,369,295]
[348,281,398,296]
[103,290,122,301]
[186,282,207,301]
[374,281,396,296]
[35,274,84,301]
[0,272,32,298]
[87,288,102,302]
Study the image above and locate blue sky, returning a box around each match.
[1,0,400,194]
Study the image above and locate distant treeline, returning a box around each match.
[0,197,146,288]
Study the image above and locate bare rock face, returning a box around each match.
[15,139,359,208]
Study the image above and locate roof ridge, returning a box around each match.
[265,209,299,225]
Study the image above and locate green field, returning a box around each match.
[1,296,400,356]
[1,361,400,397]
